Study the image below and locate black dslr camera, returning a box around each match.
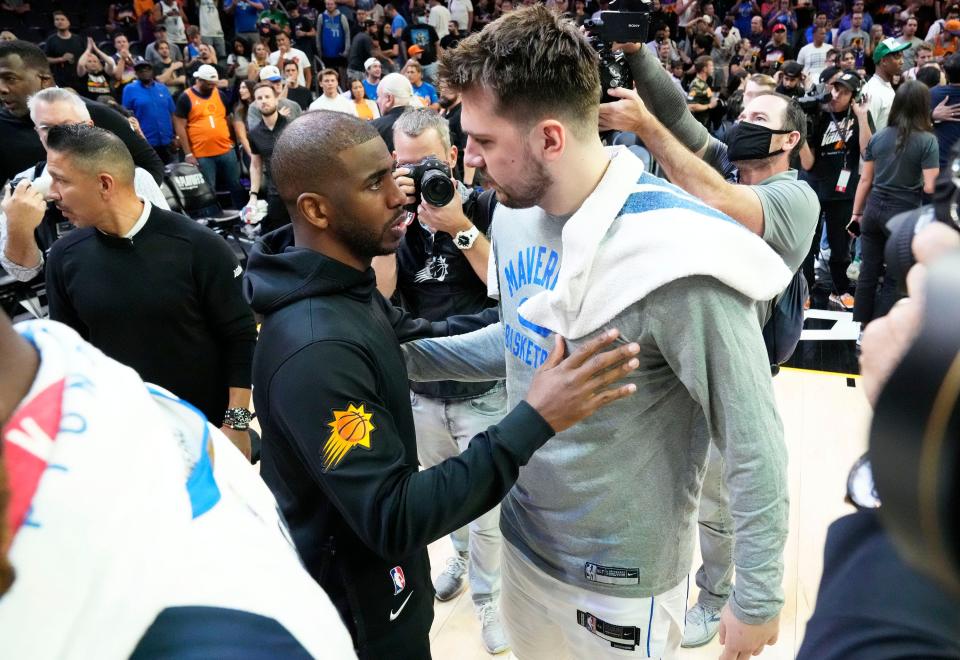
[403,156,456,213]
[583,0,652,103]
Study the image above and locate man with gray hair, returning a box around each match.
[374,107,508,653]
[43,123,257,459]
[0,87,168,283]
[372,72,416,151]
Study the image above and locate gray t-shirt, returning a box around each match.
[837,28,871,50]
[246,99,302,130]
[865,127,939,196]
[145,40,184,66]
[403,177,789,624]
[751,169,820,322]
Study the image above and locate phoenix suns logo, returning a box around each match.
[322,403,376,471]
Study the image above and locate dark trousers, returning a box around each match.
[853,191,921,325]
[153,142,178,165]
[803,198,855,296]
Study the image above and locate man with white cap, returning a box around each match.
[246,64,302,130]
[173,64,246,208]
[371,72,415,151]
[362,56,382,101]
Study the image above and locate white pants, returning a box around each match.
[501,541,687,659]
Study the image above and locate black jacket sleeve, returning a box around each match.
[194,229,257,389]
[85,99,166,184]
[383,297,499,344]
[45,241,88,339]
[270,340,553,562]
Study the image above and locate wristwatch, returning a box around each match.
[223,407,252,431]
[454,225,480,251]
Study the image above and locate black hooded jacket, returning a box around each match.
[243,227,553,659]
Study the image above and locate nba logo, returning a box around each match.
[390,566,406,595]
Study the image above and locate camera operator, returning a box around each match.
[599,41,819,649]
[797,214,960,659]
[798,71,873,309]
[373,107,508,654]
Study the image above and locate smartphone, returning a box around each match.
[846,217,862,236]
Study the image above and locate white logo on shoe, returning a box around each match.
[389,591,414,622]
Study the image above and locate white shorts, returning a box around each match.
[501,541,687,659]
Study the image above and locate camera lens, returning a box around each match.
[420,171,455,207]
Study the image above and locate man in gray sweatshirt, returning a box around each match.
[405,6,792,659]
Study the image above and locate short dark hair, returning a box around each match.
[754,91,807,154]
[694,55,712,73]
[46,123,135,184]
[0,40,51,74]
[282,58,300,72]
[52,10,67,19]
[439,5,600,138]
[271,110,381,218]
[917,64,942,88]
[254,81,278,95]
[945,53,960,83]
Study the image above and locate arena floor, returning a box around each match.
[426,362,872,659]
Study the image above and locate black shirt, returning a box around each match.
[244,226,551,658]
[443,102,466,180]
[248,113,288,196]
[404,24,439,65]
[78,71,114,100]
[0,98,165,185]
[371,105,407,152]
[292,14,317,58]
[347,31,374,71]
[439,33,461,50]
[45,204,257,424]
[809,107,874,200]
[44,33,87,90]
[285,85,313,111]
[760,41,794,72]
[396,189,498,399]
[798,510,960,659]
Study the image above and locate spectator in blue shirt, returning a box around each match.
[224,0,265,43]
[123,58,177,163]
[386,3,408,42]
[403,59,438,110]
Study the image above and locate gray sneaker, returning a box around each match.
[433,552,468,601]
[477,601,510,654]
[681,603,722,648]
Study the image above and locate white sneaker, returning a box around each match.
[477,601,510,654]
[681,603,722,648]
[433,552,468,601]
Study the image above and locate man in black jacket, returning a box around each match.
[372,72,416,152]
[243,109,641,659]
[43,124,256,460]
[0,40,164,185]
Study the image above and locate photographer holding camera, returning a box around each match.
[798,71,874,309]
[371,108,509,653]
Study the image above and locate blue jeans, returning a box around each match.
[410,383,508,607]
[197,150,246,210]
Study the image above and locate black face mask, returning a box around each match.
[726,121,793,162]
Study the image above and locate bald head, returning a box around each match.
[46,123,135,186]
[271,110,382,220]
